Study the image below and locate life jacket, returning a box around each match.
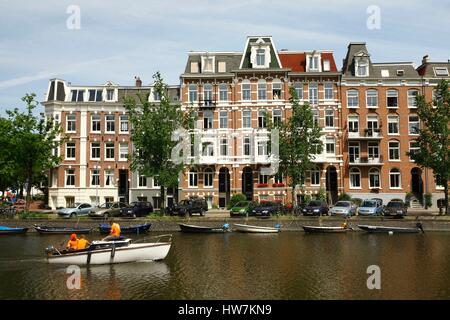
[67,239,78,250]
[110,223,121,237]
[77,238,89,250]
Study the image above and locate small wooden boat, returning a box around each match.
[358,224,424,234]
[0,226,29,235]
[99,222,152,235]
[233,223,280,233]
[34,224,92,235]
[45,234,172,265]
[179,223,230,233]
[302,225,351,233]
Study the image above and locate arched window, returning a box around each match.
[189,169,198,187]
[242,80,251,101]
[408,89,419,107]
[347,89,359,107]
[203,168,213,187]
[349,168,361,188]
[258,80,267,100]
[203,84,213,103]
[242,109,252,128]
[325,109,334,128]
[272,79,282,100]
[366,89,378,107]
[388,140,400,160]
[310,167,321,186]
[294,82,303,99]
[387,89,399,108]
[219,83,228,101]
[258,109,267,128]
[189,84,198,102]
[369,168,380,188]
[348,114,359,133]
[389,168,401,188]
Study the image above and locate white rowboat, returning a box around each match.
[233,223,280,233]
[46,235,172,265]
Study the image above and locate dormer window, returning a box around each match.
[354,54,370,77]
[434,67,449,76]
[106,89,114,101]
[323,60,330,72]
[201,56,215,73]
[70,90,85,102]
[250,38,271,69]
[309,56,319,71]
[256,49,265,66]
[397,70,405,76]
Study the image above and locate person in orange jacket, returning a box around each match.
[66,233,79,251]
[77,235,90,249]
[102,219,121,241]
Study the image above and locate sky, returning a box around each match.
[0,0,449,114]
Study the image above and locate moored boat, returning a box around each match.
[0,226,29,235]
[233,223,281,233]
[302,225,351,233]
[358,223,424,234]
[179,223,230,233]
[99,222,152,235]
[45,234,172,265]
[34,224,92,235]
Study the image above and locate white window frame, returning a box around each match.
[257,80,267,100]
[65,169,76,187]
[387,89,399,108]
[91,169,100,187]
[91,114,101,133]
[366,89,378,107]
[349,168,361,189]
[388,141,401,161]
[219,111,228,129]
[388,115,399,135]
[66,114,76,133]
[104,170,114,187]
[309,83,318,105]
[325,109,334,128]
[105,114,115,133]
[119,142,128,160]
[189,170,198,188]
[66,142,76,160]
[204,169,214,188]
[408,89,419,108]
[369,168,381,188]
[389,169,402,189]
[294,82,303,99]
[242,109,252,128]
[105,143,115,160]
[324,83,333,100]
[347,90,359,108]
[325,137,335,155]
[189,84,198,103]
[310,168,320,186]
[219,84,228,101]
[90,142,100,160]
[242,81,251,101]
[348,115,359,133]
[105,89,115,101]
[120,114,129,133]
[408,115,420,135]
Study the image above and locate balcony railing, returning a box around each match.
[349,155,384,165]
[347,128,382,139]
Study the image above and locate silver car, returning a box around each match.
[57,203,93,218]
[89,202,127,218]
[329,201,357,217]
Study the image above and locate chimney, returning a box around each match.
[422,55,429,65]
[135,76,142,87]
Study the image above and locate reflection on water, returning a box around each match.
[1,232,450,299]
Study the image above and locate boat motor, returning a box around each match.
[416,222,425,233]
[45,245,56,255]
[222,223,230,231]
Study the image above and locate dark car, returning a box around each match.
[169,198,208,216]
[251,202,283,217]
[302,200,329,216]
[120,201,154,218]
[383,200,407,217]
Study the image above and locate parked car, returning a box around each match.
[89,202,127,218]
[57,203,94,218]
[329,201,357,217]
[302,200,329,216]
[358,199,384,216]
[251,202,283,217]
[230,201,252,217]
[383,200,407,217]
[169,198,208,216]
[120,201,154,218]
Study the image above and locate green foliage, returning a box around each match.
[228,193,247,209]
[211,204,219,209]
[278,87,323,205]
[408,80,450,214]
[1,94,64,211]
[424,193,433,208]
[338,193,352,201]
[303,194,312,205]
[316,188,327,202]
[123,72,191,207]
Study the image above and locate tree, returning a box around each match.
[408,79,450,214]
[5,93,63,211]
[279,87,323,206]
[0,117,16,197]
[124,72,191,210]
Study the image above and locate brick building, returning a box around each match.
[43,36,449,210]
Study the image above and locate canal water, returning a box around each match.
[1,231,450,300]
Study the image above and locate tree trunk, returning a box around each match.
[160,185,165,214]
[445,181,449,215]
[292,185,296,207]
[25,180,32,212]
